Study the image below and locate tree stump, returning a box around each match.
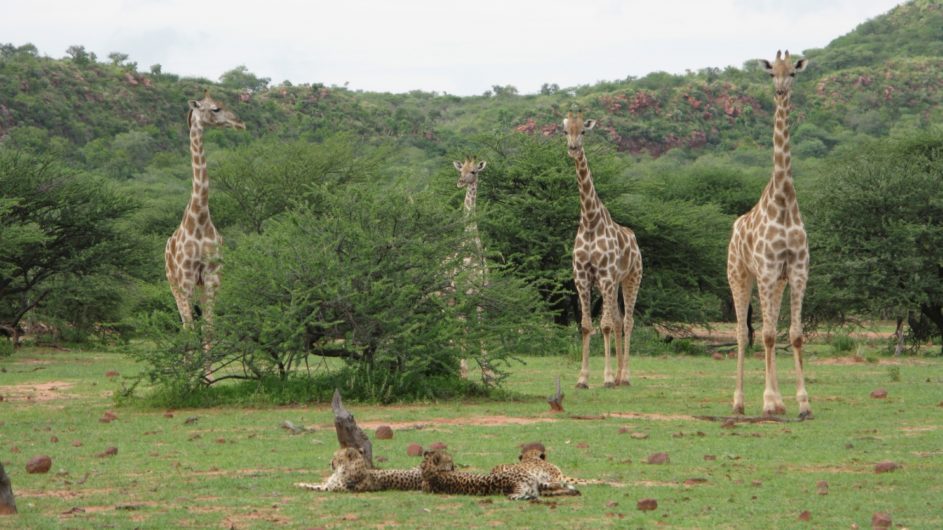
[547,376,565,412]
[0,463,16,515]
[331,389,374,468]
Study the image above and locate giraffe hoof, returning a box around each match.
[616,379,631,387]
[732,406,745,415]
[575,383,589,390]
[798,410,812,421]
[774,405,787,415]
[604,382,616,389]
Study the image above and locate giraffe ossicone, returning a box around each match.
[727,51,811,419]
[563,112,642,389]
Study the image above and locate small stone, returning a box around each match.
[711,352,724,360]
[871,512,892,529]
[606,500,618,508]
[646,452,669,465]
[722,418,737,429]
[99,410,118,423]
[105,371,119,378]
[798,510,811,521]
[817,480,829,495]
[26,455,52,473]
[636,498,658,511]
[703,455,717,461]
[375,455,388,463]
[630,432,649,440]
[9,446,19,454]
[406,443,423,457]
[874,461,899,473]
[97,447,118,458]
[184,416,199,425]
[752,480,762,487]
[215,438,226,444]
[50,436,58,443]
[618,427,630,434]
[163,411,174,418]
[71,440,82,447]
[870,389,887,399]
[576,442,589,449]
[375,426,394,440]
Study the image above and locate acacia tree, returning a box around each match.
[0,152,140,346]
[806,130,943,353]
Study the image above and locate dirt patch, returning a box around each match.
[815,356,932,366]
[608,412,696,421]
[780,464,870,474]
[19,487,117,499]
[0,381,75,402]
[320,415,560,431]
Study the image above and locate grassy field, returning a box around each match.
[1,342,942,529]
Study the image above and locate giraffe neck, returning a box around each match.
[760,92,797,209]
[462,181,482,252]
[574,147,606,229]
[186,121,210,222]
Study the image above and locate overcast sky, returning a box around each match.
[1,0,903,95]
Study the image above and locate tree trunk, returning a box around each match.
[331,389,374,468]
[0,463,16,515]
[919,304,943,356]
[893,316,906,357]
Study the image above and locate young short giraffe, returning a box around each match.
[165,92,245,374]
[452,158,494,384]
[727,51,811,418]
[563,112,642,388]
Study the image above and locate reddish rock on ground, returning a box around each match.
[871,512,892,529]
[105,371,119,378]
[406,443,423,457]
[96,447,118,458]
[711,352,724,360]
[428,442,447,451]
[798,510,811,521]
[26,455,52,474]
[874,461,899,473]
[637,498,658,511]
[870,389,888,399]
[646,452,669,465]
[375,426,394,440]
[816,480,829,495]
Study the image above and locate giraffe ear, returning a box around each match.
[794,58,808,72]
[188,100,201,110]
[453,161,463,171]
[562,118,569,129]
[760,59,774,75]
[475,161,486,172]
[584,119,596,130]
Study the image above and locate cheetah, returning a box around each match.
[420,448,540,500]
[296,447,421,492]
[491,442,582,496]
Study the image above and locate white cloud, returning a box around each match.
[0,0,903,95]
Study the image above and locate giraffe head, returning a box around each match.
[188,91,246,130]
[562,111,596,158]
[760,50,808,98]
[453,158,486,188]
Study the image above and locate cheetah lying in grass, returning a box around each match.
[419,448,541,500]
[295,447,421,492]
[491,442,582,496]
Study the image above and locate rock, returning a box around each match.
[406,443,423,457]
[630,432,649,440]
[163,411,174,418]
[215,438,226,444]
[9,447,19,454]
[646,452,669,465]
[375,455,388,463]
[703,454,717,461]
[96,447,118,458]
[575,442,589,449]
[874,461,899,473]
[816,480,829,495]
[722,418,737,429]
[184,416,199,425]
[636,498,658,511]
[0,463,16,515]
[71,441,82,447]
[99,410,118,423]
[50,436,58,443]
[26,455,52,474]
[870,389,888,399]
[711,352,724,360]
[798,510,811,521]
[618,427,630,434]
[375,426,394,440]
[105,371,119,378]
[871,512,892,529]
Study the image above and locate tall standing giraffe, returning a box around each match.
[452,158,494,384]
[165,91,245,376]
[563,112,642,389]
[727,51,811,418]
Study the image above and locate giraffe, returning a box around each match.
[165,91,245,377]
[563,112,642,389]
[727,50,811,418]
[452,158,494,384]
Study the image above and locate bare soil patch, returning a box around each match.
[319,415,560,431]
[0,381,74,402]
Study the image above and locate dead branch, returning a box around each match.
[331,389,374,468]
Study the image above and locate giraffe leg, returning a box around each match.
[600,281,617,388]
[199,270,221,381]
[476,305,496,384]
[768,279,787,414]
[728,265,753,415]
[574,276,593,389]
[169,283,194,329]
[757,278,786,416]
[617,271,641,386]
[789,277,812,419]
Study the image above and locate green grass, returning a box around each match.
[2,345,942,529]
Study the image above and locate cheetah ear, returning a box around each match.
[540,452,546,460]
[518,454,524,461]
